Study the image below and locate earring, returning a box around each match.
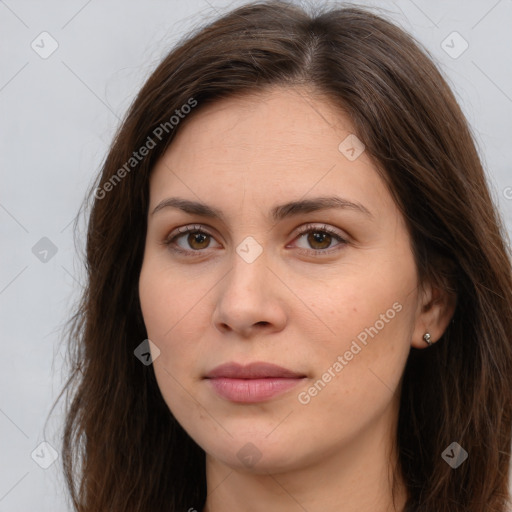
[423,332,432,346]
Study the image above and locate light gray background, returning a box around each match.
[1,0,511,510]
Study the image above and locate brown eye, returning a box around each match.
[164,225,221,256]
[186,232,210,250]
[293,224,348,256]
[306,231,333,250]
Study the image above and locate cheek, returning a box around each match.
[139,259,188,376]
[139,254,202,340]
[139,261,205,421]
[139,255,217,396]
[314,269,411,344]
[305,250,417,392]
[295,296,413,445]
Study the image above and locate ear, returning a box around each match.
[411,281,457,349]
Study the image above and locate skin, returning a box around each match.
[138,86,455,512]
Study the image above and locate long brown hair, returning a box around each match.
[57,1,512,510]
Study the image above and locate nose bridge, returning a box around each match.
[213,237,286,334]
[228,235,269,296]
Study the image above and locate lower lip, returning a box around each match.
[206,377,305,403]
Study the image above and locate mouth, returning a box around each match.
[204,362,307,403]
[205,361,306,379]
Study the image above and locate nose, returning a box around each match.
[211,248,287,338]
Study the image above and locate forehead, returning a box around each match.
[148,86,394,224]
[170,86,355,153]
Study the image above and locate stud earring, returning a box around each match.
[423,332,432,346]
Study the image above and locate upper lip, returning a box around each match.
[205,362,306,379]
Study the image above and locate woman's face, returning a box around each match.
[139,86,430,473]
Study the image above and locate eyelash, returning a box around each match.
[162,223,348,258]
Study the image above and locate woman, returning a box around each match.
[58,1,512,511]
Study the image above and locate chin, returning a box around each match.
[202,432,315,474]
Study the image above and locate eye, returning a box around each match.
[290,223,348,256]
[162,223,348,257]
[163,224,220,256]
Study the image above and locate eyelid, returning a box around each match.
[291,222,347,240]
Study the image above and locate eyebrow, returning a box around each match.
[151,195,373,222]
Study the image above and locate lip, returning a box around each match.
[204,362,307,403]
[205,362,305,379]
